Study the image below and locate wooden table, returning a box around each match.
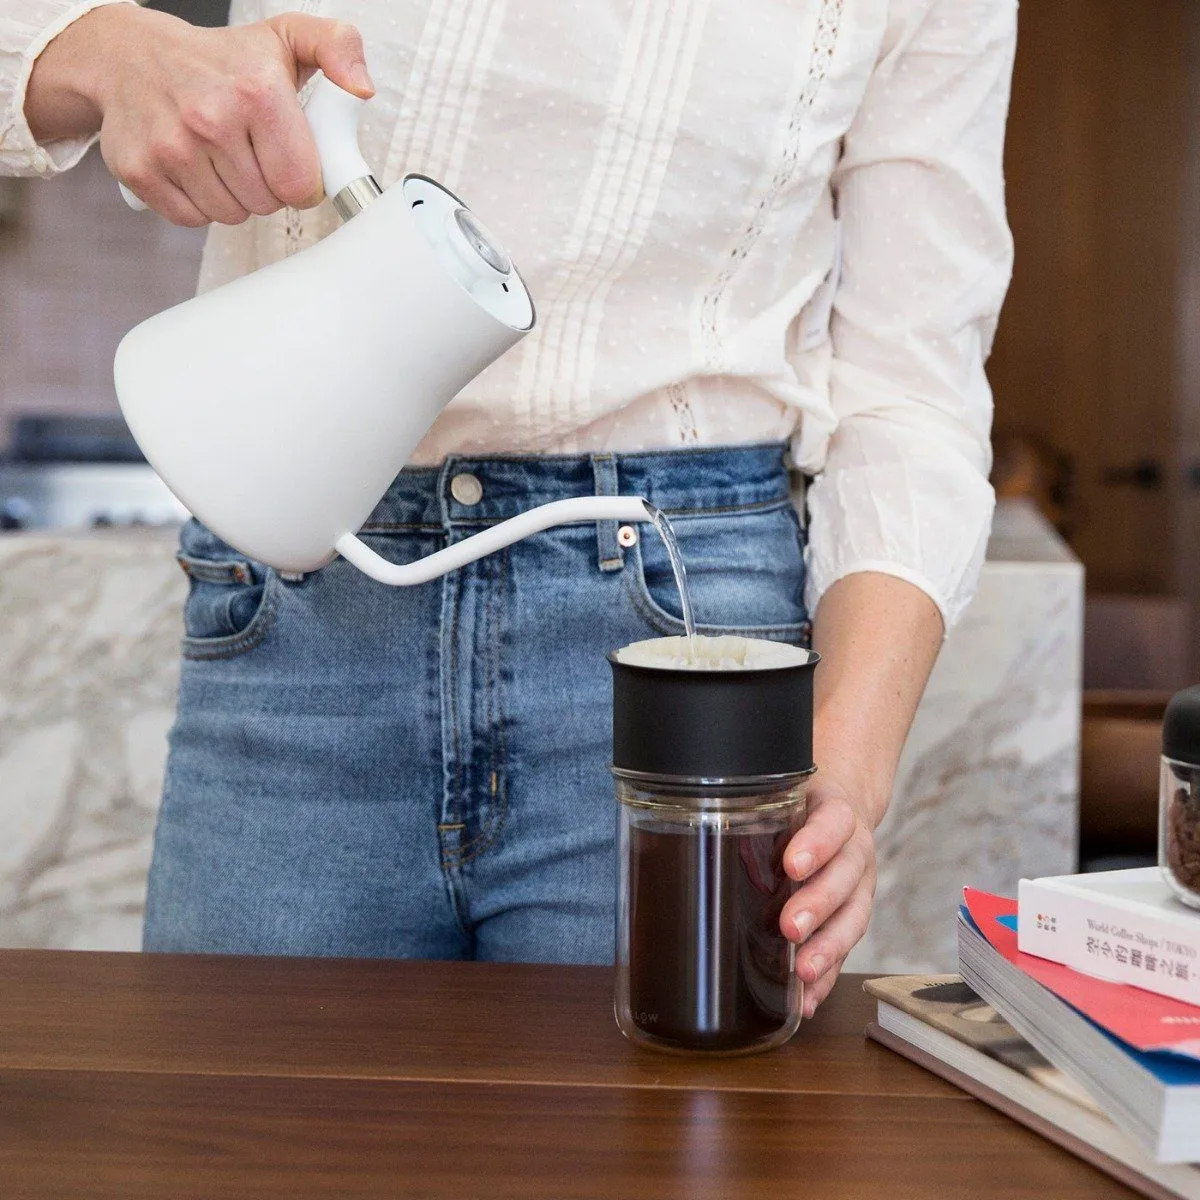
[0,951,1138,1199]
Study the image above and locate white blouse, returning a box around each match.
[1,0,1017,630]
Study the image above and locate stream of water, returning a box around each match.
[644,505,697,648]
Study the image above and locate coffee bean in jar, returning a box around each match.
[1160,686,1200,910]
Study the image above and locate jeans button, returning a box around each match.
[450,472,484,506]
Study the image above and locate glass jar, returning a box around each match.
[609,635,819,1056]
[1160,685,1200,908]
[615,773,809,1054]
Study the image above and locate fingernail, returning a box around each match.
[791,910,814,941]
[350,62,374,93]
[789,850,814,880]
[807,953,827,979]
[803,998,817,1019]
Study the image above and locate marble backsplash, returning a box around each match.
[0,501,1083,970]
[0,532,183,950]
[845,544,1083,972]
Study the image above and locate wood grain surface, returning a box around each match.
[0,1070,1137,1200]
[0,951,1139,1198]
[0,950,955,1096]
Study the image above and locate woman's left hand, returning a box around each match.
[779,772,878,1018]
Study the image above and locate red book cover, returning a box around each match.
[963,888,1200,1061]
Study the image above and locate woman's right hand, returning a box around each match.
[24,4,374,227]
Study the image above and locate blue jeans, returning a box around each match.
[143,443,809,962]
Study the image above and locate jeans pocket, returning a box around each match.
[623,501,810,644]
[176,521,276,660]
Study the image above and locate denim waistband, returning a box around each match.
[360,442,793,531]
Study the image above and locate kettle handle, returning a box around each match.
[117,74,371,213]
[334,497,654,587]
[300,74,373,199]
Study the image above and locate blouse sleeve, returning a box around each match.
[0,0,134,177]
[803,0,1017,633]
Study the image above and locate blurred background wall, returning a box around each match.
[989,0,1199,687]
[0,0,224,449]
[0,154,205,449]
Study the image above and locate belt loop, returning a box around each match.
[437,457,457,530]
[788,465,808,531]
[591,453,624,573]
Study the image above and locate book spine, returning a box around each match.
[1017,880,1200,1006]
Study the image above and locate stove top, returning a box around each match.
[0,463,188,531]
[0,414,188,531]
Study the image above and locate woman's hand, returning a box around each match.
[777,569,946,1019]
[779,772,878,1018]
[24,4,374,227]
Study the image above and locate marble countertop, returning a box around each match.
[0,530,185,951]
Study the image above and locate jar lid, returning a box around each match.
[1164,685,1200,767]
[609,638,818,781]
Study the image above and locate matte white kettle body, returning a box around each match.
[113,77,650,585]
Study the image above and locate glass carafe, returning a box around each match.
[615,773,809,1054]
[609,635,818,1056]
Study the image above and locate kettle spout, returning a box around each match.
[334,495,653,587]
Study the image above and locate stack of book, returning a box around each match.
[866,868,1200,1200]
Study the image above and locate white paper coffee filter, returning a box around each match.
[613,635,813,672]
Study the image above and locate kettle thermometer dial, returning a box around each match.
[402,174,533,330]
[449,208,512,278]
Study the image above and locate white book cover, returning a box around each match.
[1018,868,1200,1010]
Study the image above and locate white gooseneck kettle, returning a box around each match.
[113,76,652,583]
